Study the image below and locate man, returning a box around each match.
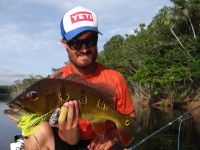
[23,6,135,150]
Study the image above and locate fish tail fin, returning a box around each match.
[116,116,140,146]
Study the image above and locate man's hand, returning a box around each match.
[87,135,116,150]
[57,100,80,145]
[87,126,118,150]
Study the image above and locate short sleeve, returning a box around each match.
[114,73,135,115]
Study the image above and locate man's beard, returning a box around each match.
[69,53,97,70]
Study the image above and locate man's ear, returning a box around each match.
[60,39,68,50]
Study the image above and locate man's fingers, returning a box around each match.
[58,100,79,130]
[88,136,115,150]
[98,140,114,150]
[66,101,76,128]
[88,139,97,150]
[88,136,101,150]
[74,100,79,123]
[88,141,95,150]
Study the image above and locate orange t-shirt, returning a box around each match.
[52,63,134,140]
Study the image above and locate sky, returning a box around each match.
[0,0,172,85]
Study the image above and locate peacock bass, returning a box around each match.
[4,74,139,145]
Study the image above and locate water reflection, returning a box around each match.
[0,94,11,102]
[131,101,200,150]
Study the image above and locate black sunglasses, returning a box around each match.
[67,34,98,50]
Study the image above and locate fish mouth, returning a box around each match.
[7,101,29,112]
[4,102,25,124]
[4,101,32,117]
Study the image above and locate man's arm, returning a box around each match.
[23,122,54,150]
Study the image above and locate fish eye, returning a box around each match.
[26,91,39,101]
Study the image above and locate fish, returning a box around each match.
[4,74,139,146]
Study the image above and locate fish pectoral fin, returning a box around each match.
[116,117,140,146]
[91,121,106,136]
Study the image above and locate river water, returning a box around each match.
[0,100,200,150]
[130,105,200,150]
[0,102,20,149]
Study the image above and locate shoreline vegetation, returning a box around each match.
[1,0,200,111]
[96,0,200,110]
[0,75,44,101]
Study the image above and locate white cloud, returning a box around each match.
[0,22,62,59]
[0,21,66,81]
[0,67,29,85]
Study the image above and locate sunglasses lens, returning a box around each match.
[86,36,98,48]
[67,35,98,50]
[67,40,77,49]
[76,41,83,50]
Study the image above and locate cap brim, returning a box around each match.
[64,26,102,41]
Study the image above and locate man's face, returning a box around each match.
[62,31,98,69]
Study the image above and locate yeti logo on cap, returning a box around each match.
[70,11,93,23]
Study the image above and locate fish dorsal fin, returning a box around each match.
[52,71,64,79]
[65,74,117,107]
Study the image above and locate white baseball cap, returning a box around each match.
[60,6,102,41]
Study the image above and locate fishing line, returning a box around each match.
[128,104,200,150]
[177,115,193,150]
[177,108,200,150]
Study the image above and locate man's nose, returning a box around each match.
[79,44,89,53]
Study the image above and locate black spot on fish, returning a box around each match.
[78,95,87,105]
[60,86,69,101]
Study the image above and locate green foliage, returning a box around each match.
[0,85,12,94]
[98,0,200,102]
[0,75,44,101]
[98,34,125,72]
